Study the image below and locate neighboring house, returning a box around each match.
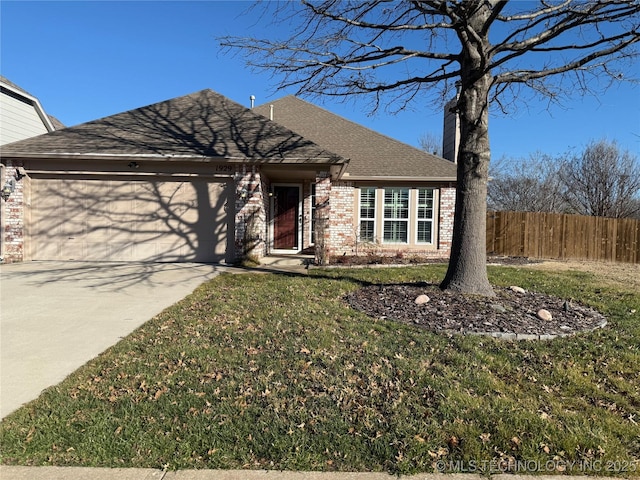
[1,76,63,261]
[0,89,456,264]
[0,76,60,145]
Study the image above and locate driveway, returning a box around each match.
[0,261,225,418]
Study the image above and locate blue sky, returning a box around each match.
[1,0,639,161]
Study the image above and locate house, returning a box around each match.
[0,89,457,264]
[253,96,457,261]
[0,76,62,146]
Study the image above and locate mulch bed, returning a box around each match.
[345,283,607,337]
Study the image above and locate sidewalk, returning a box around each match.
[0,466,456,479]
[0,466,626,480]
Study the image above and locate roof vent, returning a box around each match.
[250,95,255,109]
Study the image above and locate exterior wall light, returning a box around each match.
[1,178,15,201]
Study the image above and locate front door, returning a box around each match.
[273,185,300,251]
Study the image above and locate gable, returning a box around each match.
[254,96,456,181]
[1,90,345,166]
[0,76,55,145]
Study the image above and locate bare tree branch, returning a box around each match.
[218,0,640,295]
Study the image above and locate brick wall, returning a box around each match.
[313,172,331,264]
[327,181,355,256]
[438,186,456,253]
[234,166,268,261]
[326,183,456,261]
[1,161,27,263]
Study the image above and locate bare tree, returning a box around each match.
[418,132,443,157]
[559,139,640,218]
[488,153,565,212]
[221,1,640,296]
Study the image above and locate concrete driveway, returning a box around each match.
[0,261,225,418]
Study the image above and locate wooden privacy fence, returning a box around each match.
[487,211,640,264]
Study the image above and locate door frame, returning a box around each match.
[270,183,302,254]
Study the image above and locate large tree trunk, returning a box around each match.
[440,75,494,296]
[440,5,495,297]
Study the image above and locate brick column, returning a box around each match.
[1,161,27,263]
[234,166,267,262]
[438,186,456,254]
[327,181,355,257]
[314,172,331,265]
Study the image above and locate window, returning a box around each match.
[359,187,376,242]
[383,188,409,243]
[417,188,434,243]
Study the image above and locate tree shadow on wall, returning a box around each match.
[24,90,340,286]
[40,89,337,162]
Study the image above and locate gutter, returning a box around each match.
[343,174,457,182]
[0,151,348,165]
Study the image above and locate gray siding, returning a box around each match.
[0,92,49,145]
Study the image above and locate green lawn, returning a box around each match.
[1,264,638,476]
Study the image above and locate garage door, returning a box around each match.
[31,176,232,262]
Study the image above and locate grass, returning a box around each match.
[1,264,639,476]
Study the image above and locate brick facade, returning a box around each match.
[438,186,456,252]
[1,163,456,265]
[312,172,331,264]
[325,183,456,261]
[1,160,27,263]
[234,166,268,261]
[326,181,355,256]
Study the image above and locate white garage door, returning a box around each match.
[31,176,232,262]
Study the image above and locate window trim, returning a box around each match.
[382,187,410,244]
[358,186,377,243]
[415,187,435,245]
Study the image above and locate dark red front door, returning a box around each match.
[273,186,299,250]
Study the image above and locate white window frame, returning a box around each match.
[383,187,409,244]
[358,187,377,243]
[416,187,435,244]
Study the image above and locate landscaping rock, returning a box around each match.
[414,294,430,305]
[490,304,507,313]
[510,286,526,294]
[537,309,553,321]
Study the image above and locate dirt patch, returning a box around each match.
[346,283,607,338]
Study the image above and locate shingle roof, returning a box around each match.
[47,115,65,131]
[1,90,344,164]
[254,96,456,180]
[0,75,37,98]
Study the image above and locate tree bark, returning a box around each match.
[440,75,494,296]
[440,3,495,296]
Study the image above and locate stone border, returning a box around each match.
[442,318,608,341]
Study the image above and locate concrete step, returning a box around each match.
[260,255,314,267]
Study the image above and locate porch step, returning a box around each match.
[261,254,314,267]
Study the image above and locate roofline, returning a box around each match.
[0,151,347,165]
[260,95,451,163]
[0,79,55,133]
[343,175,457,182]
